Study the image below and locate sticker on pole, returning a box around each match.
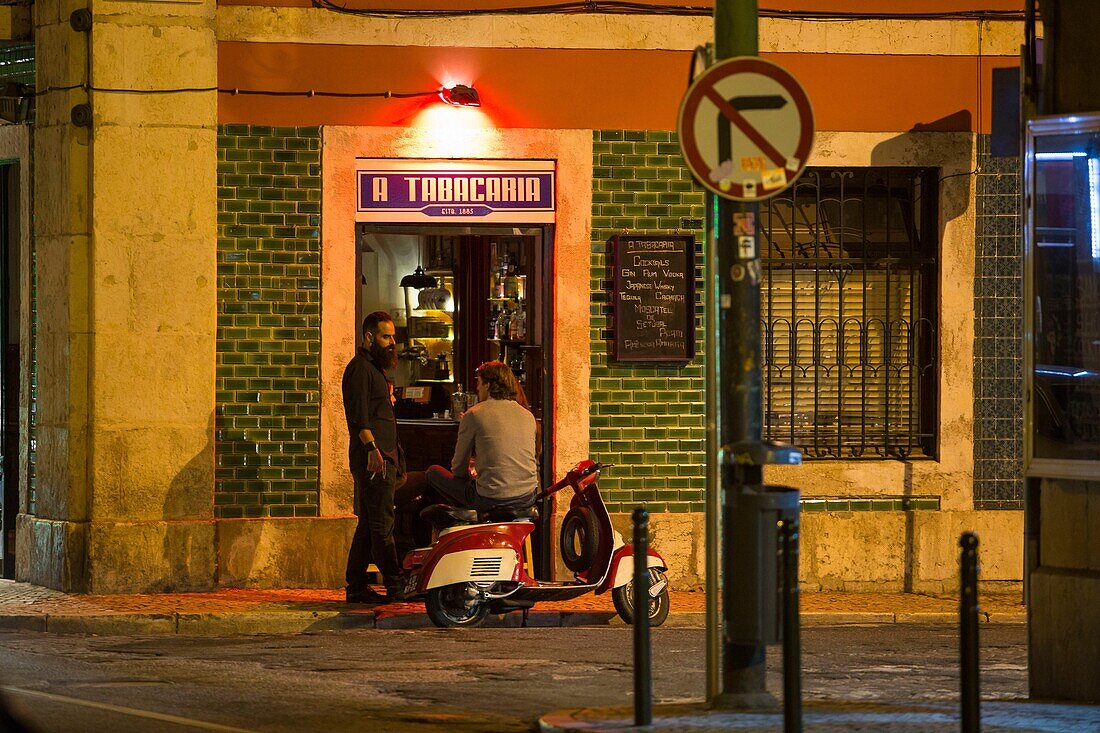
[677,56,814,202]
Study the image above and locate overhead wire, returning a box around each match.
[307,1,1026,22]
[31,84,441,98]
[26,5,1021,102]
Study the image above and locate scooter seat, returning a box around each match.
[420,504,479,528]
[480,505,539,523]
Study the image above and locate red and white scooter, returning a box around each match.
[401,460,670,628]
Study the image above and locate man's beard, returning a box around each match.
[370,341,398,370]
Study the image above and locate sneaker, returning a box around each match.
[345,586,388,605]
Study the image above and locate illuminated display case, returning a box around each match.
[1025,113,1100,477]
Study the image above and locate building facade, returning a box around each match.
[0,0,1029,593]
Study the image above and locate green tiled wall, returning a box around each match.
[215,125,321,518]
[590,130,707,514]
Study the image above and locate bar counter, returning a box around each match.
[397,417,459,472]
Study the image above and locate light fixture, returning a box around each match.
[1036,151,1087,161]
[439,84,480,108]
[399,264,437,290]
[1090,157,1100,261]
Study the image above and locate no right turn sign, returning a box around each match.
[678,56,815,202]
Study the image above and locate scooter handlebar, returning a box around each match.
[536,460,612,500]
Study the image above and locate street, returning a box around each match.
[0,624,1029,732]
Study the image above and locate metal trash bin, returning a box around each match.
[725,484,800,645]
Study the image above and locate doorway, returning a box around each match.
[1,163,19,579]
[356,224,556,576]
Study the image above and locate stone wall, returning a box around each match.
[591,129,1024,591]
[21,0,219,592]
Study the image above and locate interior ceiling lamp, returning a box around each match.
[439,84,480,107]
[399,264,437,290]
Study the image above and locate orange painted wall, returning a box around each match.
[218,43,1017,132]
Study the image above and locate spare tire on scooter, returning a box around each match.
[560,506,601,573]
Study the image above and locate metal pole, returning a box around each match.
[713,0,768,705]
[633,507,652,727]
[780,518,802,732]
[705,169,722,703]
[960,532,981,733]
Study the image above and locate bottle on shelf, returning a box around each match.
[509,306,527,341]
[451,384,467,419]
[504,272,521,299]
[494,254,510,299]
[488,306,499,339]
[495,307,512,341]
[434,353,450,381]
[509,352,526,384]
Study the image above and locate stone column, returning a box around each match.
[20,0,217,592]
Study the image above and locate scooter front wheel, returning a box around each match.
[426,583,491,628]
[612,569,670,627]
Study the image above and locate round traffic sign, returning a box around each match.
[678,56,814,202]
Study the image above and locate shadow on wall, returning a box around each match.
[870,108,974,229]
[158,409,217,592]
[869,109,973,593]
[902,461,915,593]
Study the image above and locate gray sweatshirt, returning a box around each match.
[451,397,538,501]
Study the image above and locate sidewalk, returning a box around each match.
[539,700,1099,733]
[0,579,1026,636]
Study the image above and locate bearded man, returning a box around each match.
[341,311,404,603]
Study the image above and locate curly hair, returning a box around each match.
[476,361,519,401]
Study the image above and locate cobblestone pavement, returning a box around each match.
[2,624,1060,733]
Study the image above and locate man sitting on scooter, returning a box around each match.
[425,361,538,513]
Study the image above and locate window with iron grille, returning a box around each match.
[760,168,939,459]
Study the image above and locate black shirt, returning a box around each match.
[341,347,399,470]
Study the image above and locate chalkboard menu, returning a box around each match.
[611,234,696,362]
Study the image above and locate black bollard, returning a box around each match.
[960,532,981,733]
[780,518,802,733]
[633,507,652,727]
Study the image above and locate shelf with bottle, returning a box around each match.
[491,251,527,300]
[487,301,528,343]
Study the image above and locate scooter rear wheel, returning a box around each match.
[612,570,670,627]
[426,583,491,628]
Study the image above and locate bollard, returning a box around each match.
[633,507,652,727]
[960,532,981,733]
[779,518,802,733]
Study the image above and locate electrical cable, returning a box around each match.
[940,18,987,185]
[307,1,1025,22]
[25,4,1020,104]
[32,84,441,98]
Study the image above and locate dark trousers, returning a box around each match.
[345,461,400,591]
[425,465,535,513]
[393,470,431,559]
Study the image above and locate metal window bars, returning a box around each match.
[760,168,939,459]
